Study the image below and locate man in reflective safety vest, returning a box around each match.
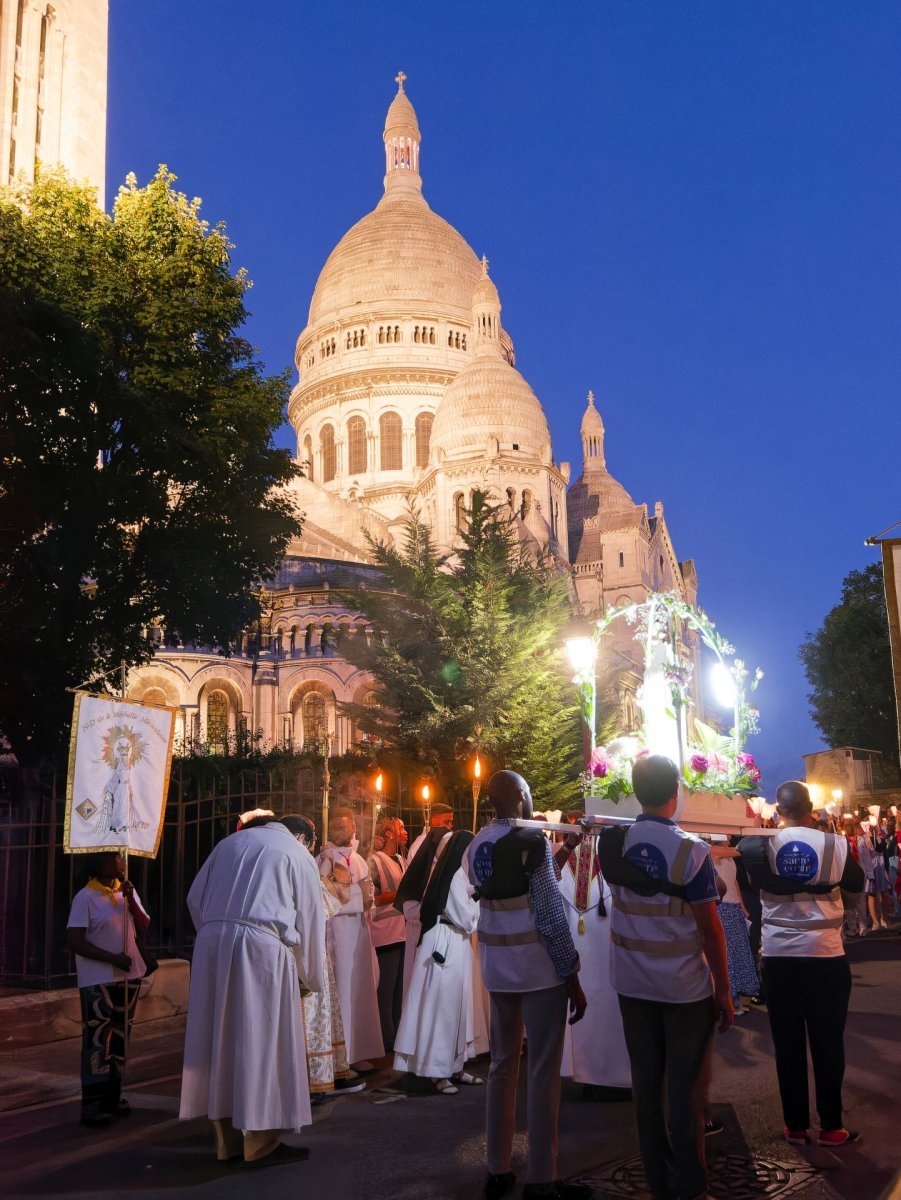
[738,781,864,1148]
[466,770,590,1200]
[602,754,731,1200]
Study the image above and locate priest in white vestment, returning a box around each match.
[558,835,632,1093]
[394,830,487,1093]
[317,807,384,1066]
[179,818,326,1165]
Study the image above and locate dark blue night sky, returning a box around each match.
[106,1,901,792]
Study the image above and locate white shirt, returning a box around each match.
[67,883,148,988]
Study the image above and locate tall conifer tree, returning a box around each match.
[340,493,583,810]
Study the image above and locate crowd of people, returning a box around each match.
[66,761,885,1199]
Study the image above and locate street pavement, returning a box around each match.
[1,933,899,1200]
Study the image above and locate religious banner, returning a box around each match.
[64,693,176,857]
[881,538,901,761]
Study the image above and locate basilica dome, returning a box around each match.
[431,261,550,462]
[307,196,482,325]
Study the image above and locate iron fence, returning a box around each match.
[0,757,476,989]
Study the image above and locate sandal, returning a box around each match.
[453,1071,484,1086]
[434,1078,459,1095]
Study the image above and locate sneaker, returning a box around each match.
[783,1127,812,1145]
[333,1079,366,1093]
[818,1128,860,1147]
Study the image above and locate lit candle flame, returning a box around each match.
[474,755,481,780]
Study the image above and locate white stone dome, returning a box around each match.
[430,354,551,461]
[307,195,482,325]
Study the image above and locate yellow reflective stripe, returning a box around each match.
[613,896,690,917]
[478,930,541,947]
[670,837,694,886]
[764,915,843,929]
[611,930,701,957]
[481,895,530,911]
[761,889,841,904]
[821,835,835,881]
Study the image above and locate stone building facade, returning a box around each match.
[0,0,107,207]
[127,77,702,752]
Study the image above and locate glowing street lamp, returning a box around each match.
[472,754,482,834]
[565,615,597,759]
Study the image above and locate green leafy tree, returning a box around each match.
[339,494,583,810]
[799,563,899,764]
[0,168,300,765]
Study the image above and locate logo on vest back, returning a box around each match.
[624,842,668,881]
[775,841,819,881]
[472,841,495,883]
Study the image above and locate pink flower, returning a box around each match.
[737,752,756,768]
[748,765,762,785]
[589,747,611,778]
[690,753,709,773]
[710,752,729,775]
[635,748,651,759]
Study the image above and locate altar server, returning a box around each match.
[317,807,384,1067]
[394,829,486,1092]
[557,832,631,1095]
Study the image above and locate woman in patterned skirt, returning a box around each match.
[711,843,759,1015]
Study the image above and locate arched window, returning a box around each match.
[378,326,385,344]
[303,693,326,746]
[207,690,229,752]
[506,487,516,510]
[347,416,367,475]
[414,326,421,343]
[302,434,313,481]
[453,492,466,533]
[415,412,433,468]
[320,424,336,482]
[380,412,403,471]
[143,688,167,707]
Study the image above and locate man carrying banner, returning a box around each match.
[67,852,150,1127]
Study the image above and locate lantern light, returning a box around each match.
[474,755,481,780]
[422,782,430,803]
[375,772,383,794]
[709,661,737,708]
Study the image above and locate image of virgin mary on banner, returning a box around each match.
[64,693,176,857]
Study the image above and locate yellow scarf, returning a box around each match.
[87,877,122,904]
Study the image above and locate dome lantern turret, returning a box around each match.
[580,389,606,469]
[383,71,422,200]
[472,256,503,358]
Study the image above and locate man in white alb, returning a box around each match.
[179,815,326,1166]
[318,807,384,1068]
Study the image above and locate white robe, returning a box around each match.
[559,864,631,1088]
[179,823,326,1132]
[393,867,483,1079]
[317,843,384,1064]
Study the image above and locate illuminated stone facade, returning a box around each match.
[0,0,108,207]
[129,78,700,751]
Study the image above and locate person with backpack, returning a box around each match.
[598,754,732,1200]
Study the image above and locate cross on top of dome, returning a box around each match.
[395,70,407,91]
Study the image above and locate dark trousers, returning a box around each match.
[487,984,569,1184]
[79,982,138,1118]
[761,955,852,1131]
[618,994,714,1200]
[375,942,405,1051]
